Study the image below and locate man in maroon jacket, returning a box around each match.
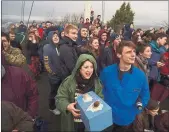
[1,54,38,118]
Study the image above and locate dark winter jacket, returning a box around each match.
[123,24,133,41]
[10,40,22,50]
[133,110,155,132]
[1,101,34,132]
[26,41,39,57]
[26,40,39,64]
[43,31,62,84]
[44,26,58,39]
[100,45,119,70]
[58,36,79,79]
[38,39,49,61]
[154,112,169,132]
[18,24,27,33]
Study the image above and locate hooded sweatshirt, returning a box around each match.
[56,54,103,131]
[43,31,62,84]
[76,28,88,46]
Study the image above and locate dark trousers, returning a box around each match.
[49,81,60,110]
[112,123,134,132]
[74,122,85,132]
[74,122,113,132]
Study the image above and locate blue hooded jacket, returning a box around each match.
[159,46,167,54]
[100,64,150,126]
[148,40,163,81]
[43,31,62,84]
[123,24,133,41]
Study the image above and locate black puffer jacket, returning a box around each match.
[59,36,79,80]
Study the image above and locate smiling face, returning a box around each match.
[118,46,136,65]
[65,29,78,41]
[90,38,99,50]
[80,61,94,79]
[52,33,59,44]
[81,28,88,38]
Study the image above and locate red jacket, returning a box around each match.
[160,51,169,75]
[38,28,44,39]
[2,65,39,118]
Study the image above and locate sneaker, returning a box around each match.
[49,108,61,115]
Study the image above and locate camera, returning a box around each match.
[136,98,143,110]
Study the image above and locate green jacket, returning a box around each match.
[56,54,103,131]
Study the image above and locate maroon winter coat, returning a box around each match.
[2,63,39,118]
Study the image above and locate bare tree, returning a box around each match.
[161,21,169,28]
[60,13,84,26]
[71,13,82,26]
[59,13,71,25]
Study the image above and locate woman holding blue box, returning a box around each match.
[56,54,103,131]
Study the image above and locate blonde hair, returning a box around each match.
[64,24,78,34]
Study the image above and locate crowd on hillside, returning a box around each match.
[1,13,169,132]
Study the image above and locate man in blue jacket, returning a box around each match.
[100,40,150,132]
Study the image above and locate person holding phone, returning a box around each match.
[148,33,167,86]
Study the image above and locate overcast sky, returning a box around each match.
[2,1,168,26]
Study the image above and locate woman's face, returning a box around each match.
[80,61,94,79]
[114,38,121,46]
[140,46,152,59]
[90,39,99,50]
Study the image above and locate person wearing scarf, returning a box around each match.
[148,33,167,82]
[56,54,103,131]
[134,42,152,77]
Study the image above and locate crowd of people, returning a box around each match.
[1,13,169,132]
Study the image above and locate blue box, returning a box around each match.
[76,91,113,131]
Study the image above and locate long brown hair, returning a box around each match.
[87,37,100,57]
